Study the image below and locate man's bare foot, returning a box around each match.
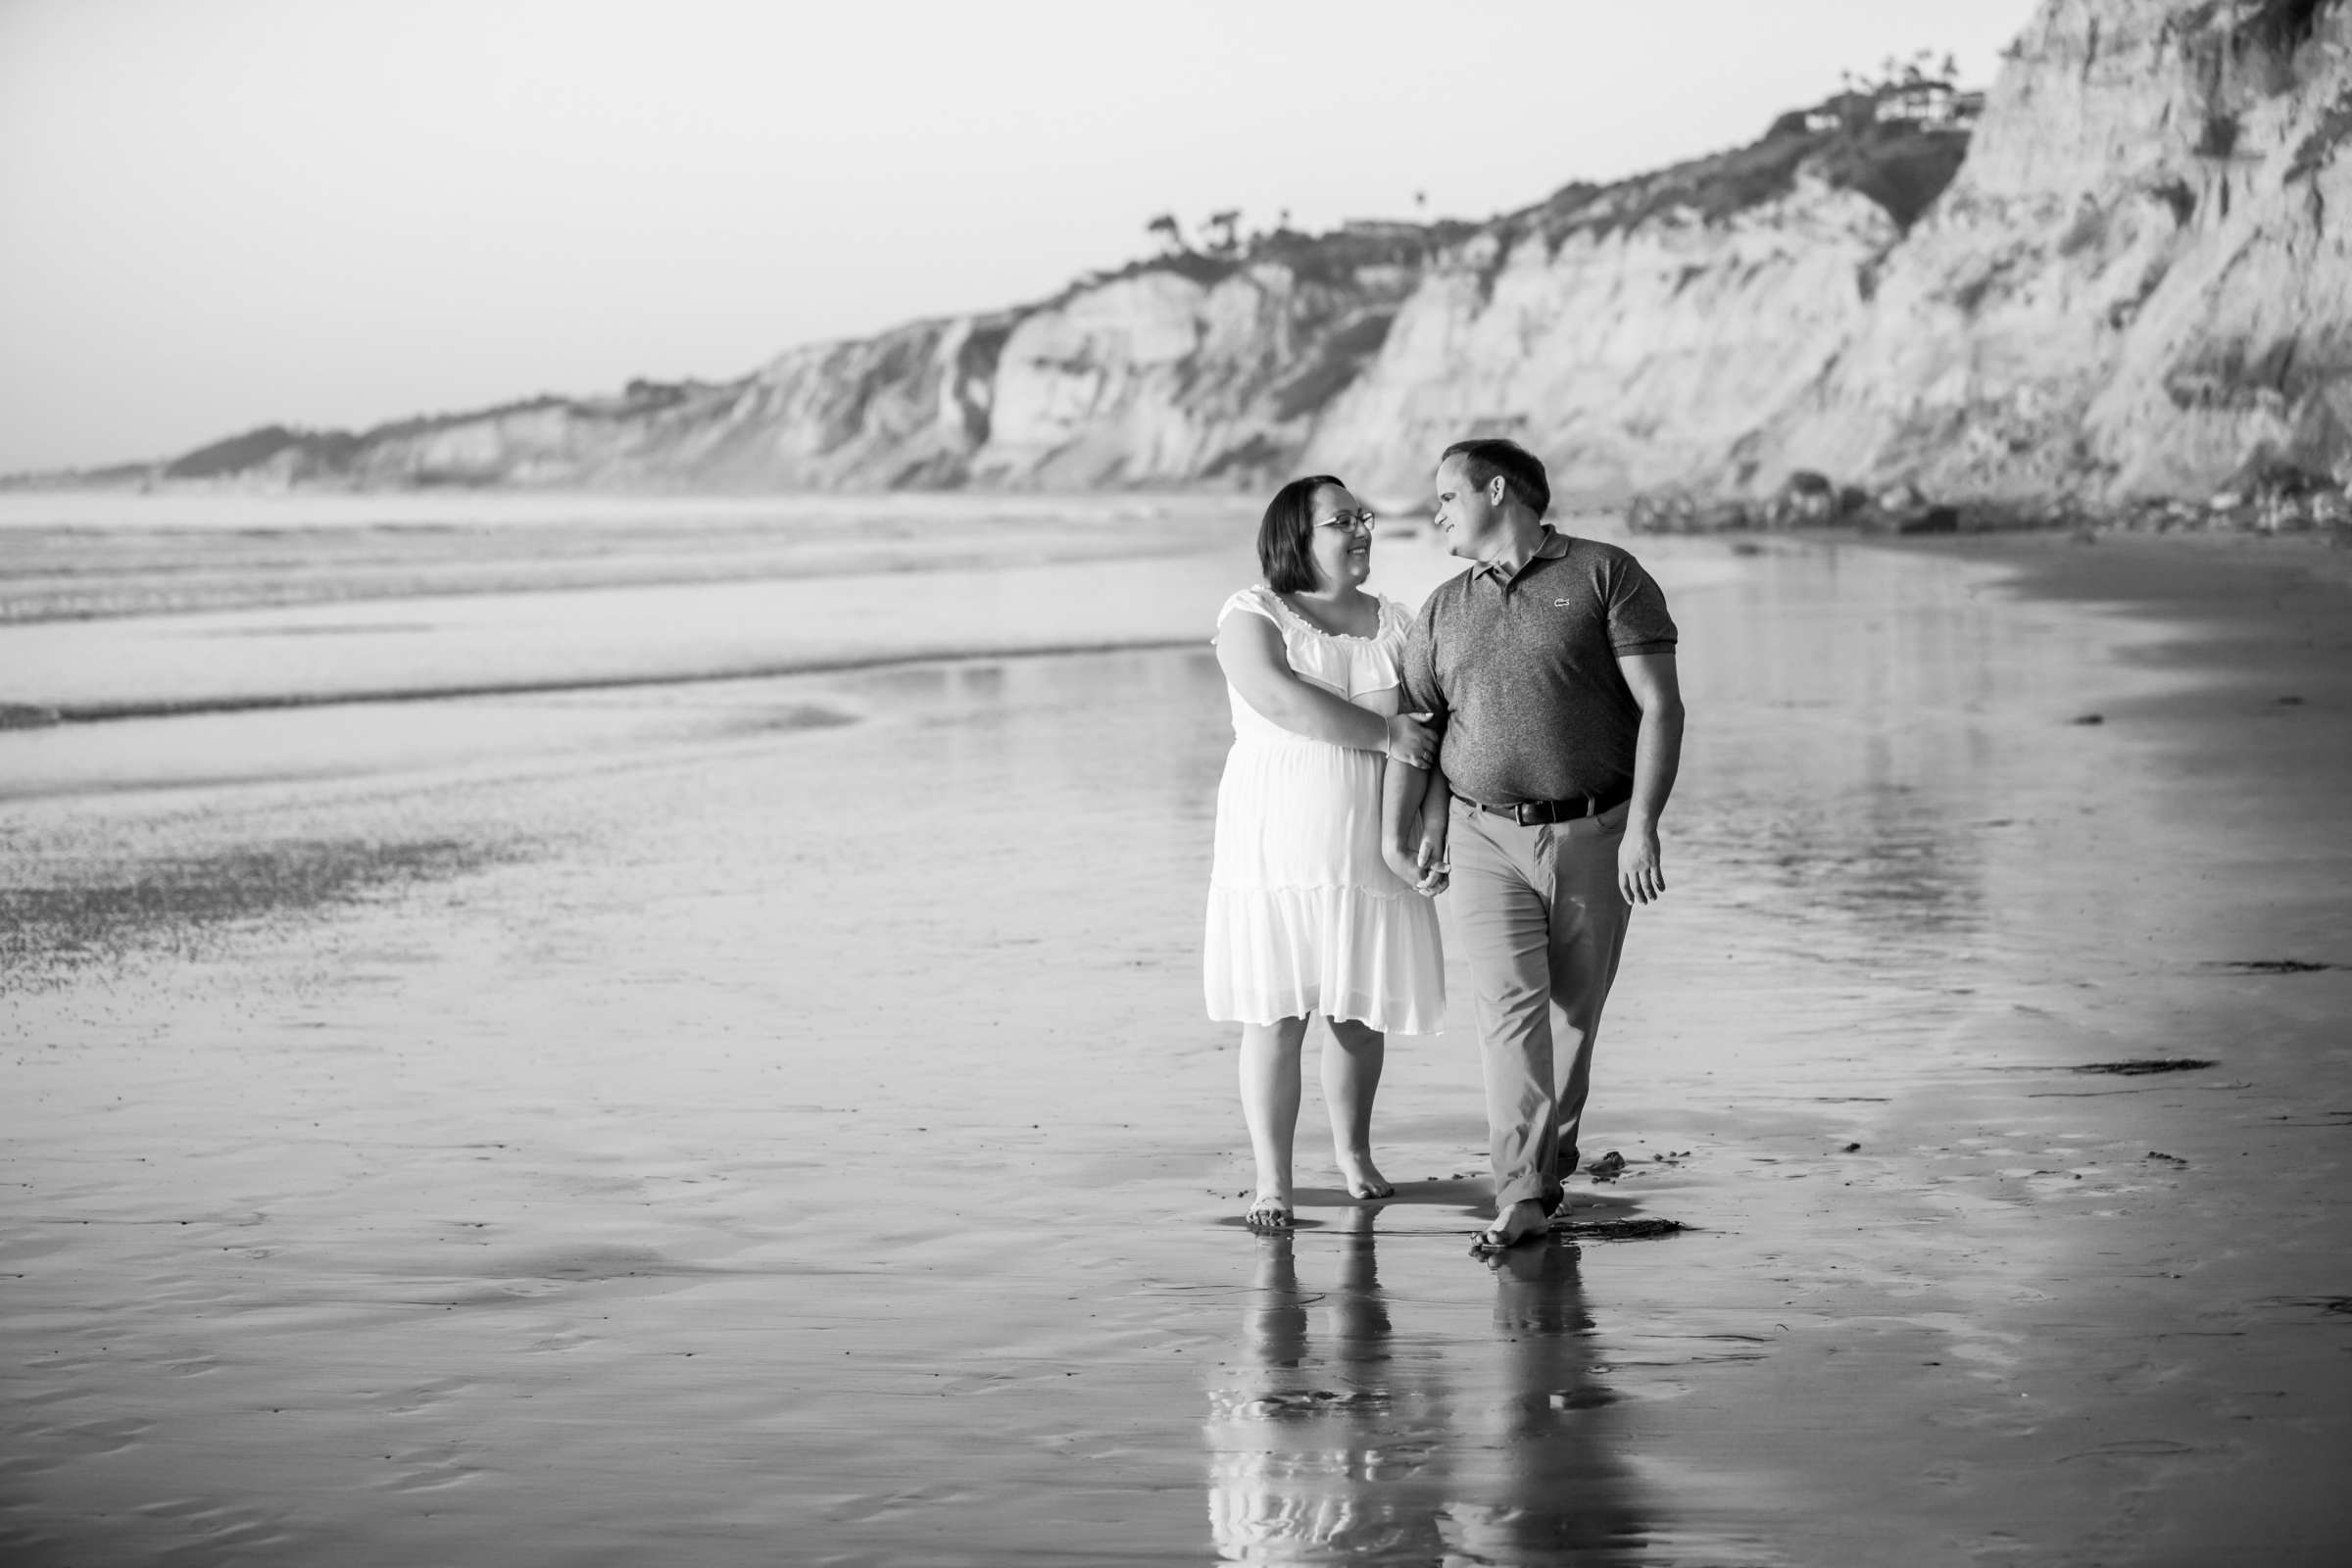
[1245,1192,1294,1231]
[1337,1152,1395,1201]
[1470,1199,1550,1253]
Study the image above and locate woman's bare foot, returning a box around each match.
[1246,1191,1294,1230]
[1470,1199,1550,1253]
[1337,1152,1395,1201]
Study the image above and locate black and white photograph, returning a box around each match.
[4,1,2349,1562]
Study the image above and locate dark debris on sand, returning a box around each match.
[2072,1058,2219,1076]
[1552,1217,1690,1242]
[1244,1390,1390,1416]
[2209,958,2338,974]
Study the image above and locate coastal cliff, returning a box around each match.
[60,0,2352,509]
[1759,0,2352,504]
[138,239,1438,494]
[1316,0,2352,506]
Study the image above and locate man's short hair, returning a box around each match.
[1442,437,1550,519]
[1257,473,1347,595]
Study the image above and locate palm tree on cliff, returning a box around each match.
[1147,213,1185,255]
[1204,209,1241,255]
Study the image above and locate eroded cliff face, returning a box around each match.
[1313,0,2352,503]
[1301,178,1906,499]
[150,252,1422,492]
[302,314,1012,490]
[1759,0,2352,501]
[972,261,1416,487]
[122,0,2352,505]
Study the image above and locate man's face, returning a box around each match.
[1432,456,1502,560]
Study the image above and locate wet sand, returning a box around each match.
[2,518,2348,1565]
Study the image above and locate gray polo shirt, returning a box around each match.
[1399,528,1678,806]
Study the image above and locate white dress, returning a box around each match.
[1202,585,1446,1035]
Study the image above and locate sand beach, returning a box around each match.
[2,498,2347,1566]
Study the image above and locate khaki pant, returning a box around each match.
[1446,797,1634,1210]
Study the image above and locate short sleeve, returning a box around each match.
[1214,585,1281,643]
[1338,597,1406,697]
[1399,596,1446,721]
[1606,558,1678,655]
[1377,596,1415,642]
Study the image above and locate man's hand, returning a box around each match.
[1618,823,1665,906]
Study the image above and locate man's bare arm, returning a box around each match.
[1615,651,1684,906]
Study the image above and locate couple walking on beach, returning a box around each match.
[1204,438,1685,1250]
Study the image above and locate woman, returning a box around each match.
[1204,474,1447,1231]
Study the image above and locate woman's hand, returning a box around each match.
[1382,839,1426,892]
[1384,710,1438,770]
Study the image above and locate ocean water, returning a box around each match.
[3,492,2284,1566]
[0,490,1253,626]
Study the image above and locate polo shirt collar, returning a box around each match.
[1471,525,1570,583]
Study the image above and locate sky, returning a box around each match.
[0,0,2043,473]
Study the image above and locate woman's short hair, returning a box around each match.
[1258,473,1347,594]
[1442,437,1550,519]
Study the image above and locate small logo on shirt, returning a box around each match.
[1553,599,1574,608]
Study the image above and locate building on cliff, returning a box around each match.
[1875,82,1985,125]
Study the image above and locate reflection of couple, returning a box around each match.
[1204,438,1685,1248]
[1204,1221,1642,1562]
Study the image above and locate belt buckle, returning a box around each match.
[1513,801,1542,826]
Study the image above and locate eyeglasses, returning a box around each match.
[1315,509,1377,533]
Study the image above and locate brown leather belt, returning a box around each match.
[1458,791,1630,826]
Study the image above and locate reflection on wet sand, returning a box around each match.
[1205,1212,1645,1564]
[1452,1243,1647,1565]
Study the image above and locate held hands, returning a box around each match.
[1384,805,1449,898]
[1618,823,1666,906]
[1382,838,1445,898]
[1379,711,1443,895]
[1384,710,1438,770]
[1411,805,1449,897]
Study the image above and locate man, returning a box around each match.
[1383,438,1684,1251]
